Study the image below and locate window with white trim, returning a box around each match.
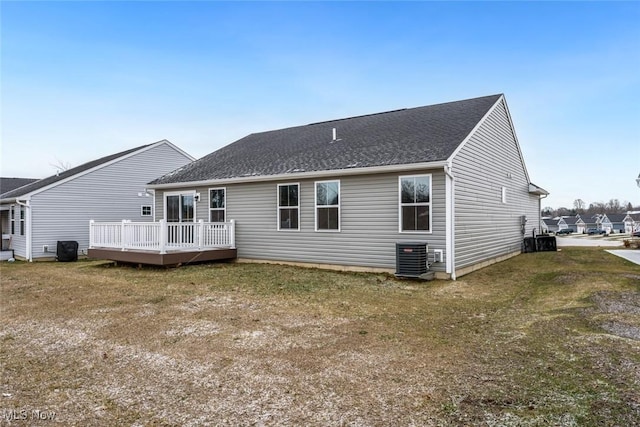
[315,180,340,231]
[278,183,299,230]
[141,205,152,217]
[209,188,226,222]
[10,206,15,235]
[19,206,25,236]
[501,186,507,204]
[399,175,431,232]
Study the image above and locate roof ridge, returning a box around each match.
[307,108,408,126]
[305,94,502,127]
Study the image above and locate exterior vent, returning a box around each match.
[395,242,428,278]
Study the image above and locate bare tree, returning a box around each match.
[541,206,554,217]
[573,198,586,214]
[607,199,623,213]
[50,158,72,175]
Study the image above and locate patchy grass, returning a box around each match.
[1,248,639,426]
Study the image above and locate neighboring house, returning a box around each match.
[623,213,640,233]
[600,214,627,233]
[575,215,598,234]
[557,216,578,232]
[543,219,559,234]
[0,140,194,261]
[93,94,546,279]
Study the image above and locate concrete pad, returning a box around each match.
[606,250,640,266]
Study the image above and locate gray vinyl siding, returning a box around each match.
[156,170,447,272]
[452,99,540,271]
[28,143,192,259]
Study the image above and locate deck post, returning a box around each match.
[121,220,127,251]
[229,219,236,248]
[89,220,95,249]
[159,219,167,254]
[198,219,204,250]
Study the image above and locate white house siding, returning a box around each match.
[155,170,448,273]
[28,143,192,259]
[452,99,540,273]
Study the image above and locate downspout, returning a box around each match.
[15,199,32,262]
[444,163,456,280]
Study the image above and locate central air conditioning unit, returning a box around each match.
[395,242,430,278]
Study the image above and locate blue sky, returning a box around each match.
[1,1,639,209]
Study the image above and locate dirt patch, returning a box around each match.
[593,291,640,315]
[590,291,640,341]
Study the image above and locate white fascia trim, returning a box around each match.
[446,95,536,190]
[500,96,532,184]
[160,139,196,162]
[446,95,504,164]
[147,161,449,190]
[8,140,182,201]
[528,183,549,196]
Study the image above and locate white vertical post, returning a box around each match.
[89,220,95,249]
[229,219,235,248]
[121,220,127,251]
[159,219,167,254]
[198,219,204,250]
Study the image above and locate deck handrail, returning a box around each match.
[89,219,236,254]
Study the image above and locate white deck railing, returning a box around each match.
[89,219,235,254]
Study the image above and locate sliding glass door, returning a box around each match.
[166,193,195,245]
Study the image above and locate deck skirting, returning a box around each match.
[88,248,237,266]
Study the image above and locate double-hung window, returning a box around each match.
[209,188,226,222]
[278,183,299,230]
[399,175,431,232]
[315,180,340,231]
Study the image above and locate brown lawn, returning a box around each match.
[1,248,639,426]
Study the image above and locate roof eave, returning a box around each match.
[528,183,549,196]
[147,161,450,189]
[0,194,30,204]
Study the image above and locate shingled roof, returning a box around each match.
[1,143,155,201]
[0,178,38,195]
[150,94,502,185]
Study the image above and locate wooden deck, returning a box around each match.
[88,220,237,266]
[88,247,237,266]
